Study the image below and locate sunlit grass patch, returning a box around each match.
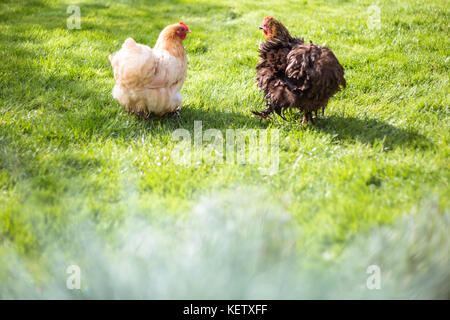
[0,0,448,298]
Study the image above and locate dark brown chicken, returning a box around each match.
[253,17,346,124]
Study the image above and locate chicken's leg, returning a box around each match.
[302,115,307,125]
[302,112,314,125]
[313,108,325,121]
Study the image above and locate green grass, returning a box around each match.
[0,0,449,298]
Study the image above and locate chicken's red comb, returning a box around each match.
[179,22,190,30]
[264,16,274,22]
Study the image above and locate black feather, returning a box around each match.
[254,20,346,123]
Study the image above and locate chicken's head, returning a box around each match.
[159,22,192,42]
[175,22,191,40]
[259,17,274,36]
[259,17,292,41]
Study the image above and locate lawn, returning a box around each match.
[0,0,449,299]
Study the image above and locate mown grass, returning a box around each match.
[0,0,449,298]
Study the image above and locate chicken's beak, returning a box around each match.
[187,29,192,33]
[259,25,263,30]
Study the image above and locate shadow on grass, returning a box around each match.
[314,115,432,150]
[134,105,269,133]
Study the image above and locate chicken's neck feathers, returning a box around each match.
[154,34,186,60]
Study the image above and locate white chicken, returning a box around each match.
[109,22,191,117]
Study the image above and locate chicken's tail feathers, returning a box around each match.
[123,37,137,49]
[110,39,156,88]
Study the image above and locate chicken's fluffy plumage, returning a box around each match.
[254,18,346,123]
[109,23,189,117]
